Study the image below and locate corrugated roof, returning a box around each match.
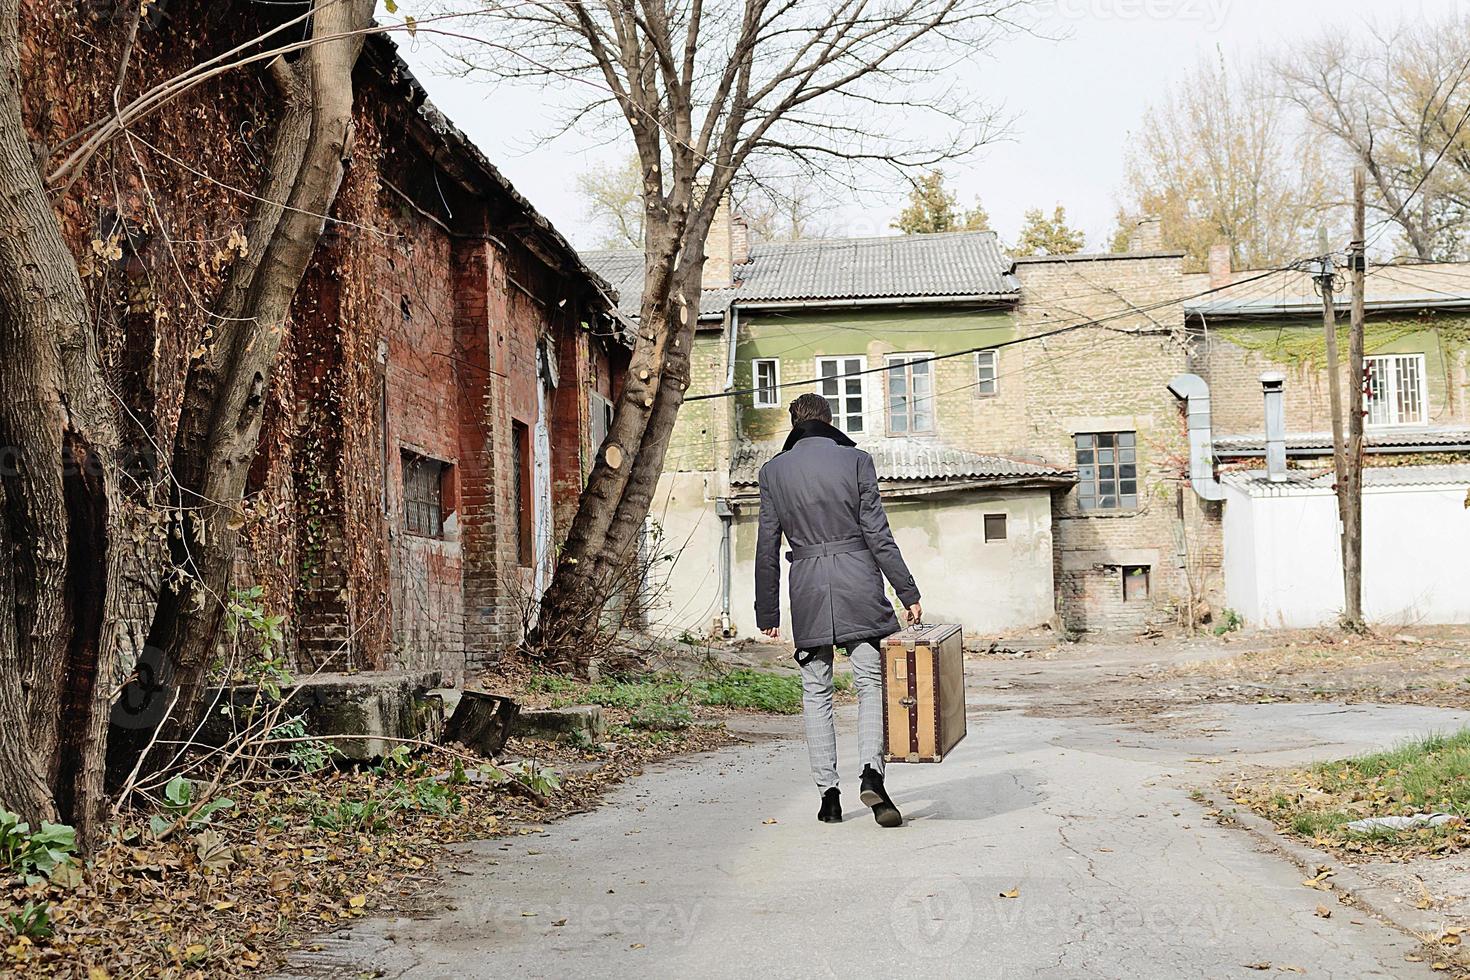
[1215,427,1470,454]
[1186,262,1470,317]
[366,35,616,314]
[1224,464,1470,493]
[582,230,1019,320]
[729,438,1074,487]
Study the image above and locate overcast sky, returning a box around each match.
[390,0,1467,252]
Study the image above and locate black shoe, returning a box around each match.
[860,766,902,828]
[817,787,842,823]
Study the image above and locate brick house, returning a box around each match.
[21,7,629,682]
[588,203,1470,638]
[282,39,630,678]
[585,210,1208,640]
[1181,252,1470,627]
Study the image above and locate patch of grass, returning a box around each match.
[693,669,804,714]
[1315,728,1470,815]
[628,703,694,731]
[526,668,825,716]
[1231,727,1470,857]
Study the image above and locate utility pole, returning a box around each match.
[1313,236,1352,625]
[1343,168,1367,629]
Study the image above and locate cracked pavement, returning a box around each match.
[284,644,1470,979]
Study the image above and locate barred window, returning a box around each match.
[403,452,447,538]
[1364,353,1426,426]
[1075,432,1137,512]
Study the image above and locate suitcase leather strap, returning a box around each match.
[905,648,919,755]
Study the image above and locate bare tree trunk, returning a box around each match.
[594,257,705,578]
[134,0,376,745]
[0,0,126,844]
[530,231,685,649]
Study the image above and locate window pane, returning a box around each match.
[1077,449,1094,465]
[1120,464,1136,480]
[1097,433,1115,449]
[1098,449,1114,464]
[850,416,864,433]
[889,366,907,395]
[984,514,1007,542]
[1076,434,1094,449]
[1117,433,1135,448]
[1121,493,1138,509]
[913,406,932,431]
[821,360,837,377]
[1099,495,1117,509]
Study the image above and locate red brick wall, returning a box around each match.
[379,215,466,676]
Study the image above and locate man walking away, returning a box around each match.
[755,392,922,827]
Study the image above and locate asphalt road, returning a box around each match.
[287,649,1470,979]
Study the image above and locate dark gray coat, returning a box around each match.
[754,423,921,650]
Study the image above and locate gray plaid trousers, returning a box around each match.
[797,641,885,791]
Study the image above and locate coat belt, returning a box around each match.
[786,536,867,562]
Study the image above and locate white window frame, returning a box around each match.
[975,349,998,396]
[1363,352,1427,427]
[815,355,868,436]
[752,358,781,408]
[884,352,936,435]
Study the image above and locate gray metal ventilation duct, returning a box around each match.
[1260,372,1288,482]
[1167,373,1226,501]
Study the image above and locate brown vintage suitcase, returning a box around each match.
[882,624,966,763]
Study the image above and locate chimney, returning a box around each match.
[730,212,750,268]
[1208,243,1233,289]
[1129,216,1164,253]
[1261,371,1287,482]
[702,193,733,290]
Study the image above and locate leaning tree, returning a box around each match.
[0,0,376,846]
[452,0,1028,658]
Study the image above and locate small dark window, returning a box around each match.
[984,513,1007,542]
[403,452,448,538]
[1122,565,1150,602]
[512,421,532,567]
[1076,431,1138,512]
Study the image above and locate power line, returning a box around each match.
[1364,98,1470,252]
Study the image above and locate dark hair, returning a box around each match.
[789,392,832,425]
